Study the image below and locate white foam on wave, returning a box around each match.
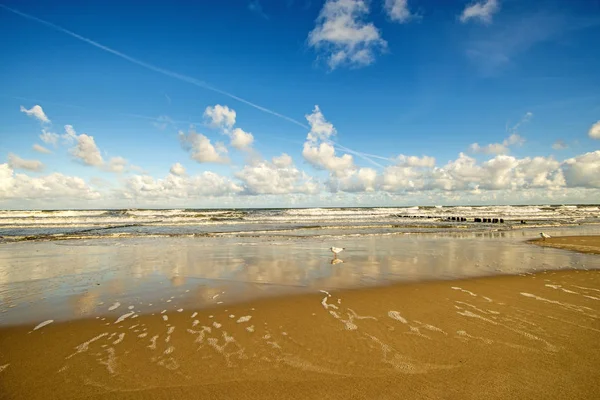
[128,305,134,310]
[108,302,120,311]
[33,319,54,331]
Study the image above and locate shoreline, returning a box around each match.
[1,269,599,399]
[529,235,600,255]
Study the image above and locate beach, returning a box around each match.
[1,223,600,399]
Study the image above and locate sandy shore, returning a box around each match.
[530,235,600,255]
[1,269,599,399]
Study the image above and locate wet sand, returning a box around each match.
[1,229,600,399]
[1,269,600,399]
[530,235,600,255]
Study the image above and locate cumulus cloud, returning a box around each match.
[303,105,356,177]
[62,125,77,143]
[395,154,436,168]
[562,151,600,188]
[204,105,236,129]
[589,121,600,140]
[552,140,568,150]
[308,0,387,69]
[0,164,100,201]
[106,156,128,173]
[236,154,318,195]
[7,153,44,172]
[39,129,59,146]
[303,142,355,177]
[20,105,50,124]
[120,171,242,201]
[229,128,254,150]
[469,134,525,155]
[383,0,417,23]
[179,129,229,164]
[460,0,499,24]
[70,134,104,166]
[170,162,186,176]
[306,106,336,142]
[333,167,377,192]
[32,144,52,154]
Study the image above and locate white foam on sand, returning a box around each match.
[113,333,125,345]
[108,302,121,311]
[388,311,408,324]
[66,332,109,359]
[237,316,252,323]
[246,325,255,332]
[114,311,135,324]
[162,315,168,321]
[0,364,9,373]
[138,332,148,338]
[177,309,183,312]
[33,320,54,331]
[213,322,222,329]
[148,335,159,350]
[451,287,477,297]
[192,320,200,327]
[191,312,198,318]
[167,326,175,335]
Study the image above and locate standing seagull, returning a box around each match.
[330,246,345,259]
[540,232,551,241]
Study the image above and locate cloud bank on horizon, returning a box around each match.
[1,0,599,208]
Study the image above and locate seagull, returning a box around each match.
[330,246,345,258]
[540,232,551,241]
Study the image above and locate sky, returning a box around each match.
[1,0,599,209]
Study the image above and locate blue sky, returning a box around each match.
[1,0,599,209]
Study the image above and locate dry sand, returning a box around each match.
[1,269,600,399]
[530,235,600,255]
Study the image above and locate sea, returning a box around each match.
[1,205,599,242]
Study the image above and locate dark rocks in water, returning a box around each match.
[492,218,499,223]
[500,218,504,223]
[474,218,482,223]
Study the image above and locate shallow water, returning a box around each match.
[1,225,599,327]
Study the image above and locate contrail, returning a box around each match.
[0,4,309,129]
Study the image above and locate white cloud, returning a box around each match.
[106,156,128,173]
[70,134,104,166]
[170,162,186,176]
[20,105,50,124]
[469,133,525,155]
[552,140,568,150]
[230,128,254,150]
[0,164,100,201]
[303,105,356,177]
[236,154,318,195]
[395,154,436,167]
[7,153,44,172]
[32,144,52,154]
[308,0,387,69]
[383,0,417,23]
[333,167,377,192]
[306,105,336,142]
[39,129,59,146]
[303,142,355,177]
[562,151,600,188]
[179,130,229,164]
[589,121,600,140]
[120,171,242,200]
[204,105,237,129]
[460,0,499,24]
[62,125,77,143]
